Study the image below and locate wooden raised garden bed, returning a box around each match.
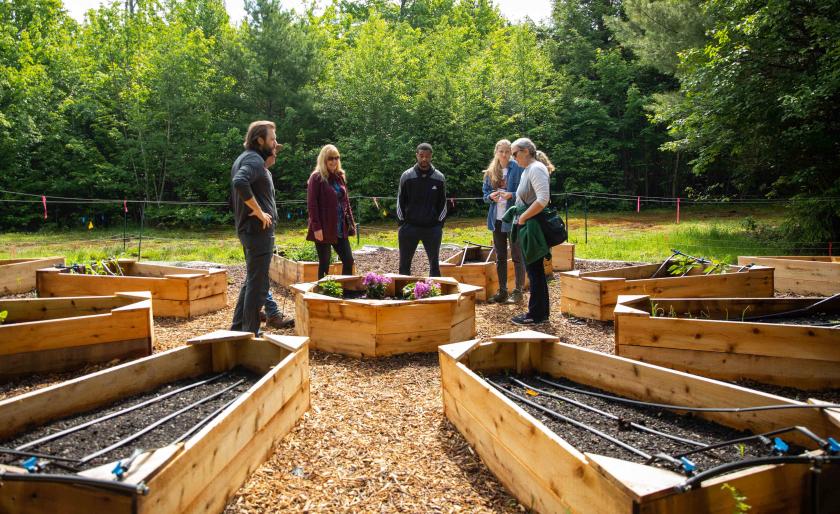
[0,292,154,381]
[550,243,575,271]
[269,252,357,287]
[440,330,840,514]
[738,256,840,295]
[0,329,309,514]
[0,257,64,295]
[292,274,482,357]
[614,294,840,389]
[36,259,227,318]
[560,262,774,321]
[440,245,552,301]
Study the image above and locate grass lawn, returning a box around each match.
[0,205,806,265]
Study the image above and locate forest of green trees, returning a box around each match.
[1,0,838,240]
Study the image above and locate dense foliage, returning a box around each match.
[1,0,837,239]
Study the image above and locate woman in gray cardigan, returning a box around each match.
[510,137,551,325]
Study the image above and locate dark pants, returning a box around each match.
[231,233,274,336]
[398,223,443,276]
[315,237,355,279]
[525,257,549,321]
[492,220,526,293]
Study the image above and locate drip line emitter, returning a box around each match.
[484,374,840,492]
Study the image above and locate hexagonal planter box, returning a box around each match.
[738,256,840,295]
[36,259,227,318]
[0,330,309,514]
[440,330,840,514]
[560,262,774,321]
[269,252,356,287]
[1,292,154,381]
[292,274,482,357]
[0,257,64,295]
[440,245,552,301]
[614,294,840,389]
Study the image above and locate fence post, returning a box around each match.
[137,201,145,261]
[564,196,569,237]
[584,196,588,244]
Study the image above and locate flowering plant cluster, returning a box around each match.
[362,272,391,299]
[402,280,441,300]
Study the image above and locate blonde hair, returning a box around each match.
[482,139,511,189]
[314,144,345,182]
[535,150,555,174]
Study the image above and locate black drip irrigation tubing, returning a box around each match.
[534,377,840,413]
[79,379,245,465]
[0,471,150,495]
[496,375,840,480]
[485,378,665,465]
[15,372,229,451]
[742,293,840,323]
[675,454,840,492]
[171,395,241,445]
[673,425,832,460]
[508,378,708,448]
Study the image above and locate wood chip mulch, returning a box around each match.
[0,248,674,512]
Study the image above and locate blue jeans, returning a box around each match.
[264,290,280,318]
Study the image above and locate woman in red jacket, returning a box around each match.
[307,144,356,279]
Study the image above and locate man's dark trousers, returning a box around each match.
[398,223,443,277]
[231,232,274,335]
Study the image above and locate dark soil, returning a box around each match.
[733,380,840,405]
[485,373,806,474]
[1,367,258,473]
[747,314,840,327]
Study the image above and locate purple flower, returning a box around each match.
[363,272,391,299]
[362,272,391,287]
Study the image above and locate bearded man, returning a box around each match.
[230,120,279,335]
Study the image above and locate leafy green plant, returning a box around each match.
[0,310,7,325]
[281,245,337,263]
[668,254,702,276]
[319,279,344,298]
[721,483,751,513]
[703,258,727,275]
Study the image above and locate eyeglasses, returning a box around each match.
[327,156,340,161]
[512,150,521,158]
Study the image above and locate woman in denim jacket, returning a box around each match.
[482,139,526,303]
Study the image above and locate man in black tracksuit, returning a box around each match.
[396,143,448,276]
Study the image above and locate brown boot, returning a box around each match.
[266,314,294,329]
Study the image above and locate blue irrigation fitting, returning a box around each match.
[828,437,840,454]
[22,457,40,473]
[680,457,696,474]
[773,437,790,454]
[112,461,128,480]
